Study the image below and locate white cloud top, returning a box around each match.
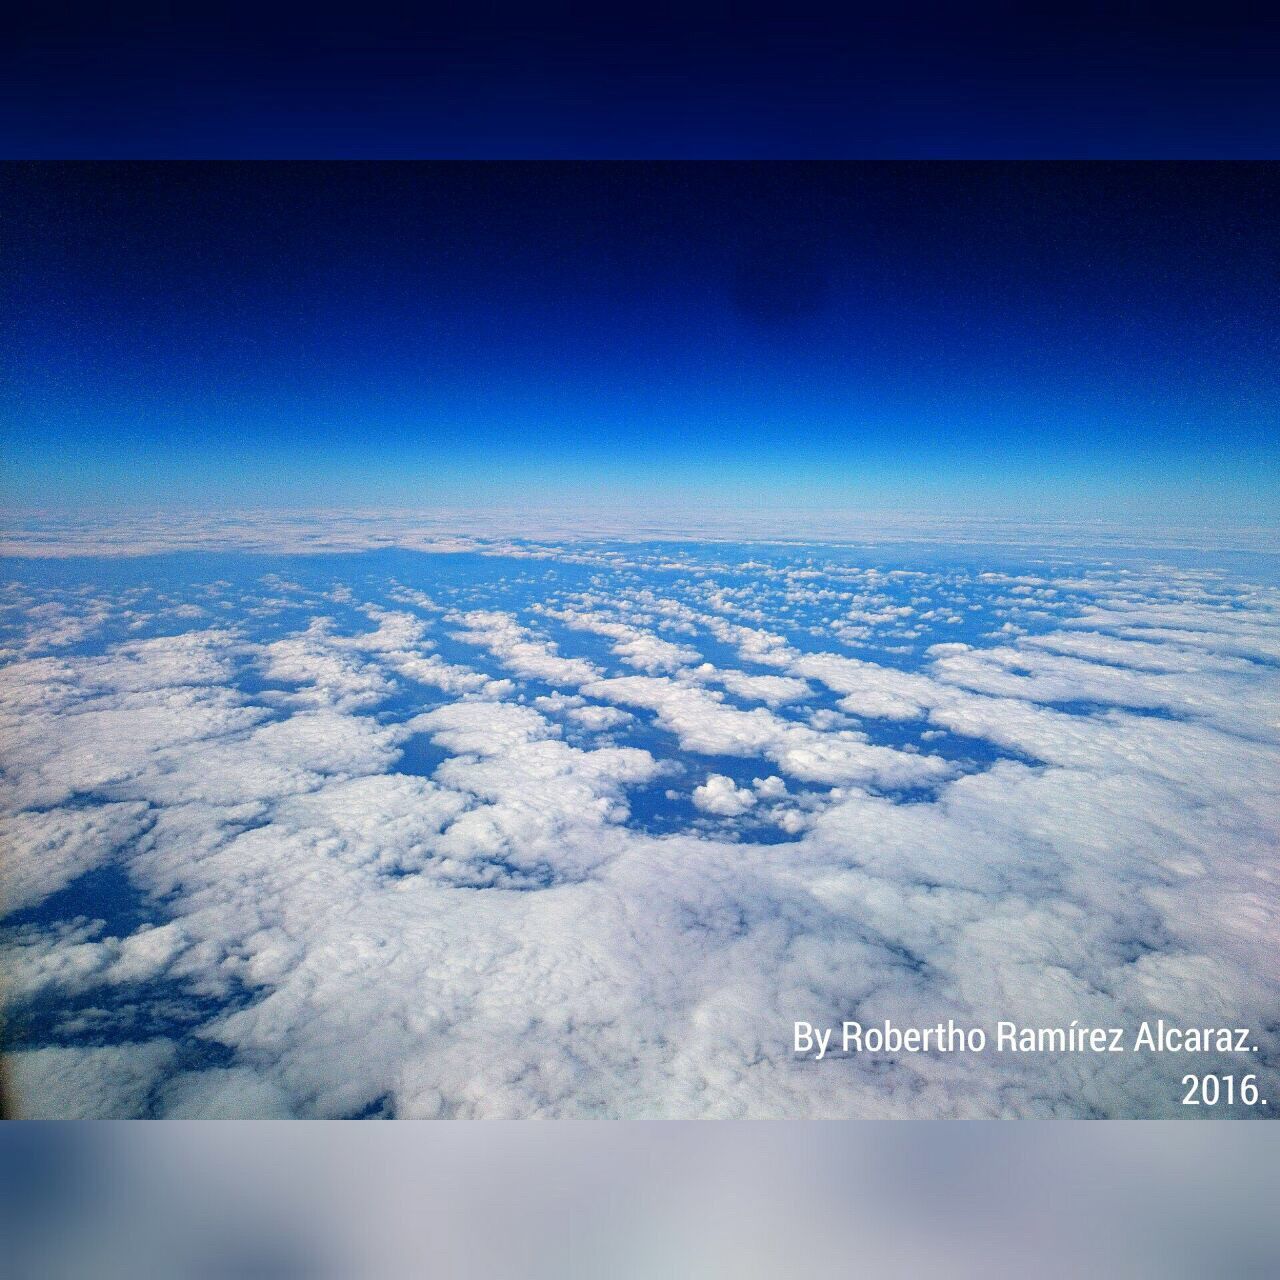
[3,537,1278,1118]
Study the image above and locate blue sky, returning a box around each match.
[4,163,1278,523]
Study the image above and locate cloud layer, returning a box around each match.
[3,540,1278,1117]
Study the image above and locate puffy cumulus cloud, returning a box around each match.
[930,640,1280,740]
[3,686,264,810]
[1,802,151,913]
[0,633,271,811]
[386,584,444,612]
[0,587,116,655]
[701,667,811,706]
[790,748,1280,1113]
[136,817,910,1118]
[692,774,758,817]
[925,641,973,659]
[159,1066,296,1118]
[580,673,950,790]
[260,607,506,709]
[260,621,397,712]
[787,652,941,721]
[587,600,948,725]
[115,709,409,812]
[1057,598,1280,664]
[8,1040,177,1119]
[1023,629,1255,675]
[454,611,920,781]
[545,608,702,673]
[567,704,633,731]
[4,918,190,1004]
[105,629,248,688]
[3,547,1279,1120]
[449,610,602,685]
[338,606,510,699]
[408,701,662,881]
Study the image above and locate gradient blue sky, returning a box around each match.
[4,163,1278,523]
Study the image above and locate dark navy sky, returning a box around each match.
[8,4,1280,160]
[4,163,1278,521]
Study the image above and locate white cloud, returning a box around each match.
[692,774,758,817]
[1,802,151,913]
[567,704,633,731]
[450,610,601,685]
[3,508,1273,557]
[4,545,1278,1121]
[581,672,950,789]
[159,1067,296,1118]
[549,608,701,673]
[5,919,190,1003]
[702,667,811,706]
[8,1040,177,1119]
